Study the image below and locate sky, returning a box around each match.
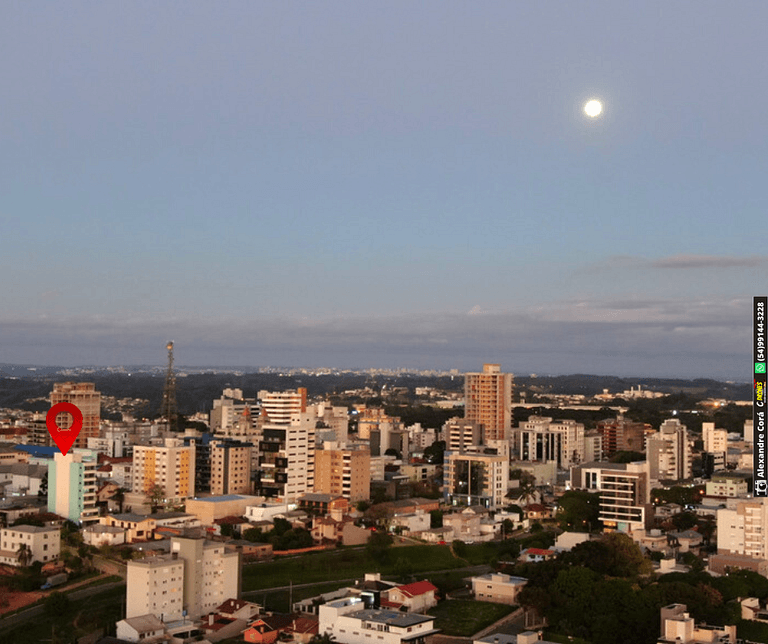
[1,2,766,379]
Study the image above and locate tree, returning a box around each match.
[556,490,600,532]
[113,487,128,513]
[430,510,443,529]
[366,530,393,564]
[311,632,337,644]
[37,471,48,500]
[16,543,30,568]
[44,591,71,621]
[145,484,165,514]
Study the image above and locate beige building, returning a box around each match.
[132,439,195,504]
[647,419,692,483]
[571,461,652,533]
[210,440,252,496]
[51,382,101,449]
[705,472,749,498]
[443,450,509,510]
[0,525,60,566]
[717,497,768,560]
[658,603,735,644]
[185,494,261,525]
[702,422,728,455]
[464,363,514,445]
[314,442,370,503]
[443,418,484,452]
[127,533,240,622]
[470,573,527,605]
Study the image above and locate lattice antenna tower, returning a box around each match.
[161,341,178,431]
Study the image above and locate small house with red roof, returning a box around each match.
[384,580,439,613]
[518,547,556,563]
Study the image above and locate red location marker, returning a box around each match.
[46,402,83,455]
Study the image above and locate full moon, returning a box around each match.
[584,99,603,118]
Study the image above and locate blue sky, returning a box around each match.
[1,2,766,378]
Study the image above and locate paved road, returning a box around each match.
[0,580,125,632]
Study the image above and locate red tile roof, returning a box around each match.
[396,580,438,598]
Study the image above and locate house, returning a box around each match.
[83,523,126,547]
[319,597,439,644]
[741,597,768,623]
[384,581,438,613]
[518,548,555,563]
[115,614,166,643]
[657,603,736,643]
[443,507,484,542]
[298,493,349,516]
[229,540,273,561]
[418,527,454,544]
[470,573,527,605]
[100,513,156,543]
[523,504,552,521]
[668,530,703,554]
[389,509,431,535]
[244,614,318,644]
[311,515,370,546]
[216,598,261,621]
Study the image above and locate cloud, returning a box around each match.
[582,254,768,273]
[0,296,753,378]
[650,254,768,269]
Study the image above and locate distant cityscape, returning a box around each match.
[0,360,766,643]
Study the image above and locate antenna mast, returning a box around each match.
[161,341,178,431]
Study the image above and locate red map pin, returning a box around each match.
[46,402,83,455]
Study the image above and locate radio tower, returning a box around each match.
[161,341,178,432]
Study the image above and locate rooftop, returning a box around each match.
[352,608,434,628]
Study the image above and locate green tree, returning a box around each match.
[366,530,393,564]
[430,510,443,528]
[556,490,600,532]
[15,543,30,567]
[44,591,71,621]
[145,484,165,514]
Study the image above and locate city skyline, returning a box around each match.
[2,3,767,379]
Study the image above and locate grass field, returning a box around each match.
[0,584,126,644]
[242,544,468,591]
[427,599,514,637]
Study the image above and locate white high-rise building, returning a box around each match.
[517,417,585,469]
[257,388,315,502]
[702,422,728,456]
[48,449,99,524]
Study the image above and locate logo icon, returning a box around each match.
[46,402,83,455]
[756,363,766,374]
[756,480,768,495]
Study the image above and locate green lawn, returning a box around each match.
[427,600,515,637]
[242,544,464,591]
[0,585,126,644]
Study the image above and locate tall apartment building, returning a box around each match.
[717,497,768,560]
[210,439,252,495]
[256,389,315,502]
[464,363,513,446]
[126,533,239,622]
[702,422,728,456]
[357,407,407,457]
[443,418,484,453]
[210,388,259,437]
[316,402,349,444]
[443,450,509,510]
[132,439,195,504]
[50,382,101,448]
[571,460,652,533]
[48,449,99,524]
[647,419,692,483]
[517,417,585,469]
[314,441,371,503]
[315,442,371,503]
[596,416,649,458]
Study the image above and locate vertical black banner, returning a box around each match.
[754,297,767,496]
